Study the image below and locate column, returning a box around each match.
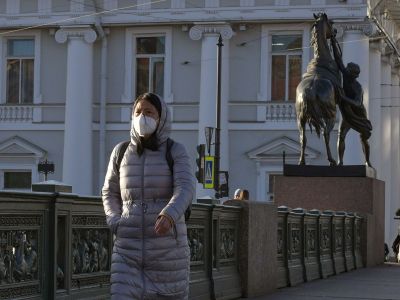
[221,39,230,176]
[390,60,400,247]
[396,63,400,228]
[368,40,382,178]
[189,23,233,199]
[381,49,392,245]
[338,23,373,165]
[55,26,97,195]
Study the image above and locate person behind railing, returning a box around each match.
[238,189,249,201]
[233,188,242,200]
[102,93,195,300]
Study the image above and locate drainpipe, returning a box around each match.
[93,0,108,193]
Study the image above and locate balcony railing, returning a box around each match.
[0,105,33,122]
[266,102,296,121]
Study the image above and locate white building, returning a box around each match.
[0,0,399,248]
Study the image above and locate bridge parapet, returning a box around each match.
[0,190,243,300]
[0,189,366,300]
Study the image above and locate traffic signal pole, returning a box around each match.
[214,35,223,198]
[196,144,205,184]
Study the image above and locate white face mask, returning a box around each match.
[132,114,158,137]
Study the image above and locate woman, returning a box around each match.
[102,93,195,299]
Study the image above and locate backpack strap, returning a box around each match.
[115,141,130,176]
[166,138,174,173]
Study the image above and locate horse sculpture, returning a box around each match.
[296,13,341,165]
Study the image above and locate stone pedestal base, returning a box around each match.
[223,200,277,297]
[32,180,72,193]
[274,175,385,267]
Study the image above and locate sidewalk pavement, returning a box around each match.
[246,263,400,300]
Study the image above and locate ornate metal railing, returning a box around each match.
[0,190,365,299]
[0,191,241,300]
[0,105,33,122]
[277,206,363,288]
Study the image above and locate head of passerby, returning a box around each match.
[131,92,164,155]
[234,189,242,200]
[239,189,249,201]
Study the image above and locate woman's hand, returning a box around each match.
[155,215,173,235]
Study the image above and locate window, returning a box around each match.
[4,171,31,189]
[135,36,165,97]
[6,39,34,104]
[271,34,302,102]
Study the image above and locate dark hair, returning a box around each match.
[239,189,249,200]
[133,93,162,118]
[132,93,162,155]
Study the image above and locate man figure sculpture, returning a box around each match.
[331,36,373,167]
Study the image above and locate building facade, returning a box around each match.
[0,0,399,247]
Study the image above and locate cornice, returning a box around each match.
[55,26,97,44]
[189,23,233,40]
[333,21,377,38]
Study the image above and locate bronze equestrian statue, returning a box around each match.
[296,13,363,166]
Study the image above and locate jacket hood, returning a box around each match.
[130,96,171,146]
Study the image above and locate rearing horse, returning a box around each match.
[296,13,340,166]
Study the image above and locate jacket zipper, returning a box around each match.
[141,151,146,300]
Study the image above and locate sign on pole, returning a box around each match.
[204,156,215,189]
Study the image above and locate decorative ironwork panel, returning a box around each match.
[306,228,317,253]
[355,219,361,250]
[71,274,110,289]
[0,229,40,284]
[320,226,331,254]
[290,225,301,256]
[335,227,343,251]
[0,216,42,227]
[0,283,40,298]
[71,229,110,275]
[72,216,107,227]
[0,214,42,298]
[188,227,205,264]
[345,223,353,251]
[219,228,236,260]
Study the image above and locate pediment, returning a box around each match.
[247,136,320,163]
[0,136,46,158]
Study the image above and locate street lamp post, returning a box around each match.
[38,159,55,181]
[214,35,223,198]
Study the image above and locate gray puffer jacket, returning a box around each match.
[102,99,195,300]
